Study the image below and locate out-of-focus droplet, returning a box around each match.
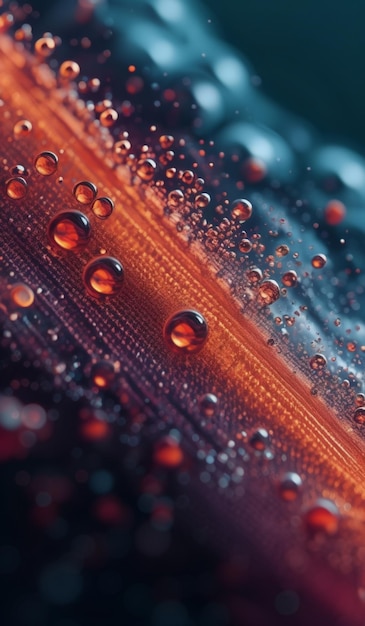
[10,284,34,308]
[35,151,58,176]
[73,181,97,204]
[48,210,91,251]
[13,119,32,137]
[250,428,269,451]
[311,253,327,269]
[199,393,218,417]
[100,108,118,127]
[5,177,28,199]
[83,256,124,297]
[304,498,339,534]
[59,60,80,80]
[34,36,56,57]
[246,267,263,284]
[354,407,365,424]
[153,436,183,468]
[309,353,327,370]
[275,244,290,257]
[194,192,210,208]
[163,309,208,354]
[159,135,174,149]
[167,189,184,208]
[279,472,302,501]
[90,361,115,389]
[231,198,253,222]
[242,157,267,183]
[136,159,156,182]
[324,199,346,226]
[21,404,46,430]
[257,280,280,305]
[355,393,365,407]
[282,270,298,287]
[91,197,114,220]
[239,238,252,253]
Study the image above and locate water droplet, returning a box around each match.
[278,472,302,501]
[114,139,131,160]
[304,498,339,534]
[324,199,346,226]
[199,393,218,417]
[34,36,56,57]
[242,157,267,183]
[239,238,252,253]
[153,436,183,468]
[59,60,80,80]
[309,353,327,370]
[194,192,210,208]
[11,165,27,176]
[83,256,124,297]
[246,267,263,284]
[91,197,114,220]
[275,244,290,257]
[5,177,27,199]
[354,407,365,424]
[13,119,32,137]
[163,310,208,354]
[311,253,327,269]
[231,198,253,222]
[91,361,115,388]
[281,270,298,287]
[35,151,58,176]
[99,108,118,127]
[159,135,174,149]
[355,393,365,407]
[167,189,184,208]
[10,284,34,308]
[249,428,269,451]
[48,210,91,251]
[257,280,280,305]
[73,181,97,205]
[136,159,156,181]
[181,170,194,185]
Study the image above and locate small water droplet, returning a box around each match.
[199,393,218,417]
[91,361,115,388]
[100,108,118,127]
[304,498,339,534]
[194,192,210,208]
[10,284,34,308]
[136,159,156,181]
[73,181,97,204]
[249,428,269,450]
[167,189,184,208]
[91,197,114,220]
[311,253,327,269]
[83,256,124,297]
[5,177,27,199]
[48,210,91,251]
[281,270,298,287]
[275,244,290,257]
[35,151,58,176]
[231,198,253,222]
[324,199,346,225]
[257,280,280,305]
[163,310,208,354]
[239,238,252,253]
[13,119,32,137]
[355,393,365,407]
[59,60,80,80]
[246,267,263,284]
[309,353,327,370]
[278,472,302,501]
[34,36,56,57]
[354,407,365,424]
[159,135,174,149]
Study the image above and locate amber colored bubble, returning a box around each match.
[5,177,27,199]
[13,119,32,137]
[231,198,253,222]
[199,393,218,417]
[181,170,194,185]
[153,436,183,468]
[48,210,91,251]
[324,199,346,226]
[355,393,365,407]
[257,280,280,305]
[194,192,211,208]
[91,197,114,220]
[304,499,339,534]
[99,108,118,127]
[159,134,174,149]
[35,151,58,176]
[59,60,80,80]
[90,361,115,388]
[83,256,124,297]
[249,428,269,451]
[246,267,263,284]
[167,189,184,208]
[136,158,156,182]
[275,244,290,257]
[34,36,56,57]
[311,253,327,269]
[239,238,252,253]
[281,270,298,287]
[354,407,365,424]
[10,283,35,308]
[279,472,302,501]
[73,181,97,204]
[163,309,208,355]
[309,353,327,370]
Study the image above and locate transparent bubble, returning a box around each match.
[163,310,208,355]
